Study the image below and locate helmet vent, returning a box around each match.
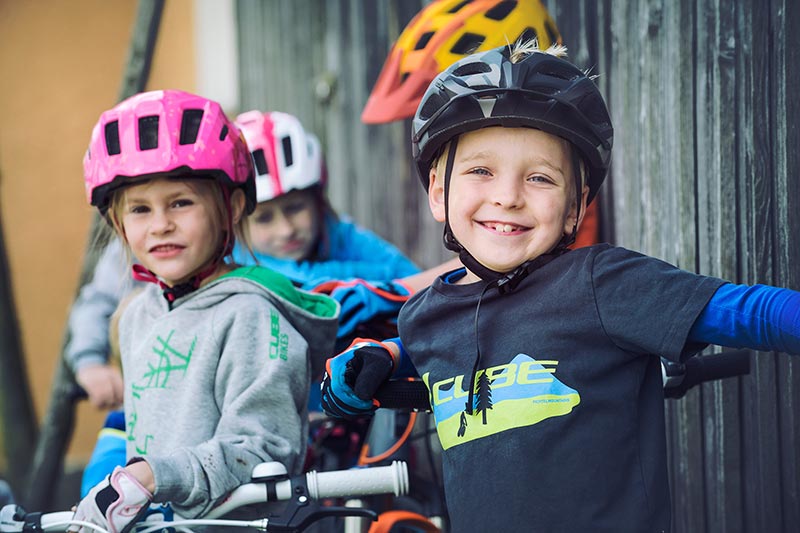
[252,148,269,175]
[179,109,204,145]
[485,1,516,21]
[138,116,160,151]
[451,32,486,55]
[219,125,229,141]
[539,62,579,81]
[447,0,471,14]
[419,92,448,120]
[453,61,492,77]
[577,92,611,124]
[281,136,294,167]
[104,121,121,156]
[415,31,434,51]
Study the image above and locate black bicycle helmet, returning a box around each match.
[412,43,613,205]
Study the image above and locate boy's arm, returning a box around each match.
[688,283,800,355]
[320,336,416,419]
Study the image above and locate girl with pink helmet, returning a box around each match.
[70,89,338,532]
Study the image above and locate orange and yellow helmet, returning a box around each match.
[361,0,561,124]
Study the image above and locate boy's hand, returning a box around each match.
[320,338,396,419]
[311,279,412,339]
[69,466,152,533]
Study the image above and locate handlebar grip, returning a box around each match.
[305,461,409,499]
[205,461,409,519]
[665,350,751,399]
[374,379,431,411]
[687,350,751,383]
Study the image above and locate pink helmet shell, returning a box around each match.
[83,89,256,214]
[234,110,325,203]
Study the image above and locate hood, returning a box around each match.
[170,265,339,378]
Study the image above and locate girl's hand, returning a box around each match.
[68,465,153,533]
[76,364,124,410]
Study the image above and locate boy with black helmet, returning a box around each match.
[321,41,800,531]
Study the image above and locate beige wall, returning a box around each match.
[0,0,196,465]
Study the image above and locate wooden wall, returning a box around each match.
[236,1,799,531]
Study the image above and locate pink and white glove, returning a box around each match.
[68,466,152,533]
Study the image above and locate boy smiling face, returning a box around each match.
[428,126,588,283]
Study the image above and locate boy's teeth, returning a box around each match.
[495,224,514,233]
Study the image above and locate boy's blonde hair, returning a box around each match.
[106,176,252,267]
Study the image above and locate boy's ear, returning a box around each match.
[565,184,590,234]
[428,169,447,223]
[230,189,247,223]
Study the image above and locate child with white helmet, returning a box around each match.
[232,109,420,284]
[320,41,800,531]
[69,89,338,532]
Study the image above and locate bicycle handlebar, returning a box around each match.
[208,460,409,518]
[662,349,751,399]
[0,461,409,532]
[374,350,753,410]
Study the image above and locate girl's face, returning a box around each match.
[248,188,321,260]
[428,126,587,283]
[118,178,226,287]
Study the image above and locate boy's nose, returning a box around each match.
[491,177,524,208]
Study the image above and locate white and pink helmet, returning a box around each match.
[83,89,256,214]
[234,110,326,203]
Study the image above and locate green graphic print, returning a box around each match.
[128,329,196,455]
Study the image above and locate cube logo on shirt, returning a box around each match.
[423,353,580,450]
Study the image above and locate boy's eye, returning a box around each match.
[528,174,554,184]
[129,205,149,214]
[468,167,492,176]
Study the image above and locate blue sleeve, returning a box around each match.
[688,283,800,355]
[385,336,419,378]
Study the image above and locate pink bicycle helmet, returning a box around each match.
[234,110,325,203]
[84,89,256,214]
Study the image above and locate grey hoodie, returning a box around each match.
[118,266,338,517]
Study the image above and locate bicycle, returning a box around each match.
[8,350,746,533]
[0,461,408,533]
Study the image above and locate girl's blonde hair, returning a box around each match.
[106,176,252,267]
